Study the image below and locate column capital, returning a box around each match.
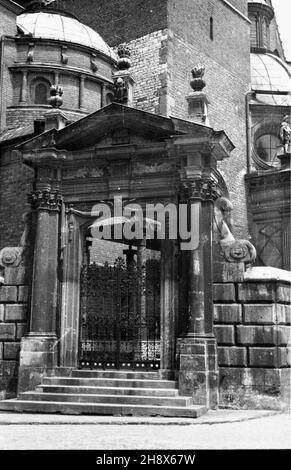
[180,177,222,202]
[29,190,63,212]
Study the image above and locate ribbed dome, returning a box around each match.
[17,11,117,61]
[251,53,291,92]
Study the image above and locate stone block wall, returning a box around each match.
[0,267,29,399]
[213,272,291,408]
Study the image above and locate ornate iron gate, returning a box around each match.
[79,257,160,370]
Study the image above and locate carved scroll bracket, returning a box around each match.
[214,197,256,265]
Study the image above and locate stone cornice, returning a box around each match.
[9,63,114,86]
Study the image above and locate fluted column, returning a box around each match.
[18,185,62,393]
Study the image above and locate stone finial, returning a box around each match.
[190,66,206,92]
[49,85,63,108]
[214,197,257,265]
[117,44,131,71]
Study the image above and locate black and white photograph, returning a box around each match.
[0,0,290,457]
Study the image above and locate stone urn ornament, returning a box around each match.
[117,44,131,71]
[190,66,206,92]
[49,85,63,108]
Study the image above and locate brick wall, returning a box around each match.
[0,148,33,249]
[213,277,291,407]
[0,267,29,399]
[126,30,168,115]
[166,0,250,238]
[0,4,18,36]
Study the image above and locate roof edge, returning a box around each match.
[0,0,23,14]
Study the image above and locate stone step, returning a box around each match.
[0,399,206,418]
[72,370,161,380]
[37,385,179,397]
[20,392,193,407]
[42,377,178,389]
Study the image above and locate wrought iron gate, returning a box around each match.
[79,257,160,370]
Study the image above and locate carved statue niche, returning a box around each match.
[214,197,256,265]
[280,115,291,155]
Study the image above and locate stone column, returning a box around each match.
[79,74,85,110]
[178,178,219,409]
[20,70,28,104]
[160,239,178,378]
[101,82,107,108]
[18,185,62,393]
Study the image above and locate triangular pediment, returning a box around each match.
[17,103,213,152]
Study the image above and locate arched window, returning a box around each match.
[210,17,214,41]
[34,83,48,104]
[30,78,50,105]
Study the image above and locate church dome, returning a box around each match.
[251,53,291,92]
[16,11,117,61]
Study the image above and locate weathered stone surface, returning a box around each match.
[213,262,245,283]
[179,354,207,371]
[278,326,291,345]
[249,348,277,367]
[16,323,28,341]
[0,343,2,360]
[18,286,29,303]
[4,267,27,286]
[214,325,235,344]
[0,323,15,340]
[243,304,277,324]
[0,305,4,322]
[276,283,291,303]
[218,347,247,366]
[213,283,236,302]
[5,304,27,322]
[214,304,242,324]
[4,342,20,360]
[238,283,275,302]
[0,286,17,302]
[237,326,276,345]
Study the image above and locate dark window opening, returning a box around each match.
[34,83,48,105]
[210,17,214,41]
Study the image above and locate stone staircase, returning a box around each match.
[0,370,207,418]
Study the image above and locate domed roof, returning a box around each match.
[248,0,269,5]
[17,11,117,61]
[251,53,291,92]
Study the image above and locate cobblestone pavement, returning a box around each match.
[0,411,290,449]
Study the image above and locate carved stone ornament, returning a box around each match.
[113,76,129,104]
[214,197,257,265]
[182,178,222,202]
[49,85,63,108]
[0,247,23,268]
[280,115,291,155]
[29,190,63,211]
[190,66,206,92]
[117,44,131,71]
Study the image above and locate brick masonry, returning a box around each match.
[0,267,28,398]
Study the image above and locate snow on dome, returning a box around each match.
[17,12,117,61]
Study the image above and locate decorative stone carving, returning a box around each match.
[27,43,35,62]
[113,77,129,104]
[49,85,63,108]
[182,178,222,202]
[61,46,68,65]
[63,167,104,180]
[214,197,256,264]
[29,190,63,212]
[190,66,206,92]
[134,161,175,174]
[117,44,131,71]
[90,53,98,72]
[0,247,23,268]
[280,115,291,154]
